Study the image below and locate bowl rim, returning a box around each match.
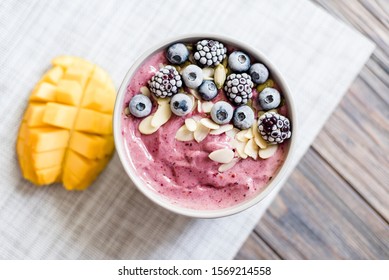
[113,33,298,218]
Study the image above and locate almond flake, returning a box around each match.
[244,128,254,139]
[124,107,130,116]
[202,101,214,113]
[252,123,268,149]
[202,67,215,80]
[234,140,248,159]
[218,158,239,172]
[244,139,259,160]
[151,103,171,127]
[268,108,278,114]
[225,128,239,139]
[139,115,159,135]
[187,94,196,111]
[175,125,194,141]
[188,88,201,100]
[236,129,250,142]
[208,148,234,163]
[258,144,278,159]
[140,86,151,97]
[200,118,220,130]
[194,123,210,143]
[185,118,197,132]
[210,124,233,135]
[197,100,202,113]
[214,64,227,89]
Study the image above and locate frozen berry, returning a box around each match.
[258,88,281,110]
[170,93,193,116]
[193,39,227,66]
[166,43,189,65]
[182,64,203,89]
[210,101,233,124]
[129,94,152,118]
[198,80,218,101]
[228,51,251,73]
[249,63,269,84]
[224,73,253,105]
[257,112,291,144]
[148,65,182,98]
[233,105,254,130]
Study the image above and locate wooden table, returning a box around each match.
[236,0,389,259]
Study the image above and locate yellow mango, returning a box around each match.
[75,108,112,135]
[30,82,57,102]
[16,56,116,190]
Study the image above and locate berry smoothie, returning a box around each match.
[121,39,291,210]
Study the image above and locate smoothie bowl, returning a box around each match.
[114,35,297,218]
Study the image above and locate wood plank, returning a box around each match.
[254,149,389,259]
[235,233,281,260]
[311,0,389,221]
[313,75,389,221]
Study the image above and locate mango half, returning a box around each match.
[17,56,116,190]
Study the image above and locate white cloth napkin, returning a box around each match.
[0,0,374,259]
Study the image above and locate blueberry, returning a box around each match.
[198,80,218,101]
[249,63,269,84]
[129,94,152,118]
[228,51,251,73]
[170,93,193,116]
[182,64,203,89]
[210,101,233,124]
[258,88,281,110]
[166,43,189,65]
[233,105,254,129]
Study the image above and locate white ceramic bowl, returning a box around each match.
[113,34,297,218]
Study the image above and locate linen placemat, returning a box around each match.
[0,0,374,259]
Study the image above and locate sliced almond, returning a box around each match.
[140,86,151,97]
[244,128,254,139]
[194,123,210,143]
[188,88,201,100]
[124,107,130,116]
[175,125,194,141]
[185,118,197,132]
[218,158,239,172]
[139,115,159,135]
[252,123,268,149]
[202,67,214,80]
[225,128,239,139]
[208,148,234,163]
[200,118,220,130]
[236,129,250,142]
[197,100,202,113]
[150,93,170,105]
[210,124,233,135]
[187,94,196,112]
[151,103,171,127]
[202,101,214,113]
[231,139,248,159]
[214,64,227,89]
[158,63,165,69]
[244,139,259,160]
[258,144,278,159]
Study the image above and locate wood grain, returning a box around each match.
[255,149,389,259]
[237,0,389,259]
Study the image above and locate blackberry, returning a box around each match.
[148,65,182,98]
[257,112,291,144]
[193,39,227,66]
[224,73,253,105]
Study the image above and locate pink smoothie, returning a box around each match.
[121,51,288,210]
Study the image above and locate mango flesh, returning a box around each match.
[17,56,116,190]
